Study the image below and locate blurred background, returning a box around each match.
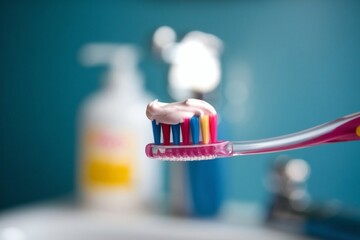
[0,0,360,239]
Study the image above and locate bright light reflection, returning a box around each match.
[169,39,221,94]
[153,26,176,49]
[285,159,310,182]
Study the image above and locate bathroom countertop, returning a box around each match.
[0,201,316,240]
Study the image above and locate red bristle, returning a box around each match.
[181,118,190,145]
[161,124,171,145]
[209,115,218,143]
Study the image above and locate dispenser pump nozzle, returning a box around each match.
[79,43,144,95]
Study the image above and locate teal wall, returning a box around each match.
[0,0,359,210]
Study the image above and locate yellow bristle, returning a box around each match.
[200,115,210,144]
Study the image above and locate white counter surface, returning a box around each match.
[0,202,314,240]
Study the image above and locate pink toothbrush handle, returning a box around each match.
[231,112,360,155]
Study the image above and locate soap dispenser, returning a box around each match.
[77,44,161,212]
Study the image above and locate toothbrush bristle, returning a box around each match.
[152,120,161,144]
[161,124,171,145]
[190,116,200,144]
[150,114,218,146]
[171,124,181,145]
[200,115,210,144]
[209,115,218,143]
[181,118,190,145]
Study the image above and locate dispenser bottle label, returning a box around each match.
[81,127,136,189]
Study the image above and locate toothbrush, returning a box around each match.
[146,112,360,161]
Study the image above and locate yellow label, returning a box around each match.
[85,155,133,187]
[81,127,136,189]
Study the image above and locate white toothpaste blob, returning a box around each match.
[146,99,216,125]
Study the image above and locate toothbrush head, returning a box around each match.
[145,141,233,161]
[146,99,220,160]
[147,114,219,160]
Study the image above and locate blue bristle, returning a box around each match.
[152,120,161,144]
[190,116,200,144]
[171,124,180,145]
